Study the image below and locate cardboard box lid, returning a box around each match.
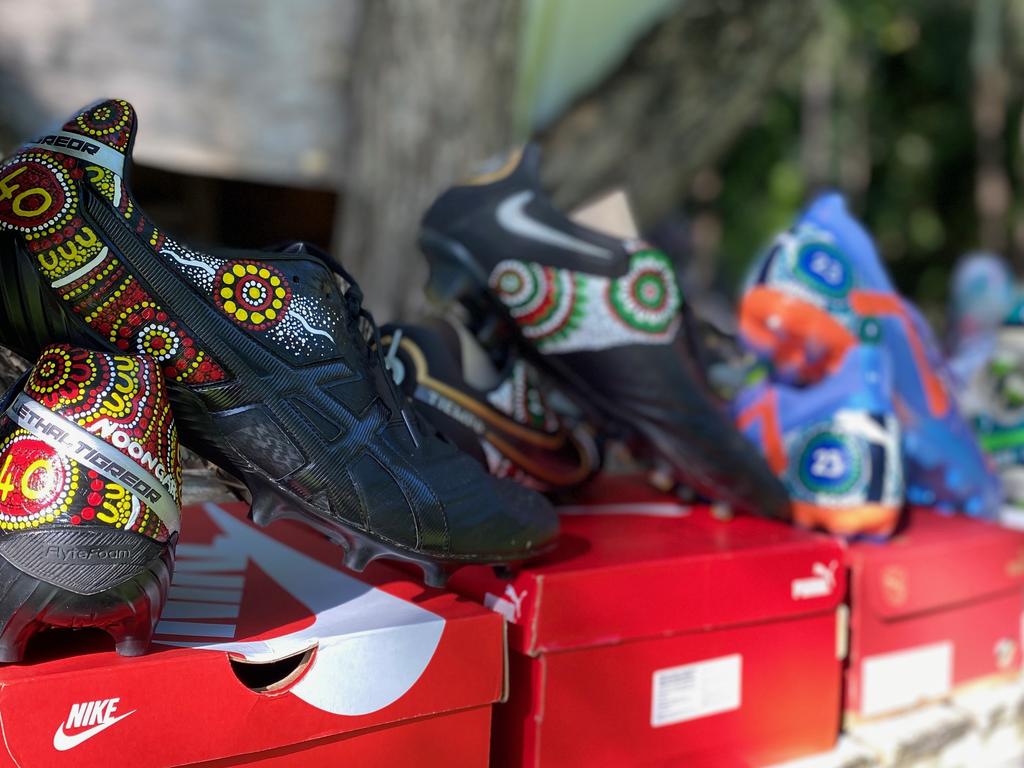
[0,502,505,767]
[449,476,846,657]
[847,508,1024,620]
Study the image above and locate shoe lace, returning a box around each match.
[329,262,421,448]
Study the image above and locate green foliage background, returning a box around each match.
[712,0,1016,318]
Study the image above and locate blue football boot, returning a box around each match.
[740,192,1001,518]
[963,304,1024,517]
[947,251,1015,386]
[735,321,903,537]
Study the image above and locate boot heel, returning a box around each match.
[420,229,489,306]
[0,531,175,662]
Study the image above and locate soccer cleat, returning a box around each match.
[947,251,1015,386]
[740,192,1001,517]
[963,310,1024,514]
[0,344,179,661]
[381,318,599,492]
[735,322,903,537]
[0,100,559,586]
[419,145,791,519]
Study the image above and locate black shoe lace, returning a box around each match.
[329,262,421,448]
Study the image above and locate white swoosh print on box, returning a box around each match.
[497,191,615,259]
[52,710,136,751]
[156,504,445,716]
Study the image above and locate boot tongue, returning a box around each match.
[24,99,137,177]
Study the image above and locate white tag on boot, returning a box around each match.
[569,189,640,239]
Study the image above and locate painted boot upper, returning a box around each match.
[735,323,904,538]
[382,317,599,492]
[962,303,1024,513]
[740,193,1001,518]
[419,145,791,519]
[0,344,179,660]
[947,251,1015,387]
[0,100,559,586]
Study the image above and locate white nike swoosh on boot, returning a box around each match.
[53,710,136,751]
[496,191,615,259]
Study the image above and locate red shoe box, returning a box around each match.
[844,508,1024,721]
[0,502,505,767]
[449,478,848,768]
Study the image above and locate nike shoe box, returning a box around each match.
[844,508,1024,722]
[449,477,848,768]
[0,502,505,767]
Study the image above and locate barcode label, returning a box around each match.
[650,654,742,727]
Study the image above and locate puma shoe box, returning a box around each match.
[844,508,1024,722]
[449,476,848,768]
[0,502,505,767]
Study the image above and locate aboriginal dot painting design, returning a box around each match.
[69,99,135,151]
[157,241,341,360]
[479,358,596,490]
[0,100,226,385]
[0,100,347,383]
[486,361,559,433]
[757,224,859,319]
[782,411,902,510]
[0,345,181,540]
[489,247,683,354]
[215,261,292,330]
[0,98,346,383]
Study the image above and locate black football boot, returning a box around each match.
[382,317,599,492]
[0,100,558,586]
[0,345,179,660]
[420,145,791,519]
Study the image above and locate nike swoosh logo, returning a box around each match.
[413,380,595,486]
[52,710,136,751]
[154,505,445,717]
[496,191,615,259]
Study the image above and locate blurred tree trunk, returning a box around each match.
[1010,0,1024,267]
[799,0,871,207]
[801,11,836,193]
[836,44,872,208]
[972,0,1010,254]
[539,0,819,225]
[338,0,522,320]
[340,0,819,320]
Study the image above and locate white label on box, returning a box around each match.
[860,641,953,717]
[650,654,742,728]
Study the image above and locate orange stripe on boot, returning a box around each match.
[849,291,949,417]
[792,500,900,537]
[736,389,787,474]
[739,287,857,383]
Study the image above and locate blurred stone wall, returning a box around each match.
[0,0,358,187]
[0,0,818,321]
